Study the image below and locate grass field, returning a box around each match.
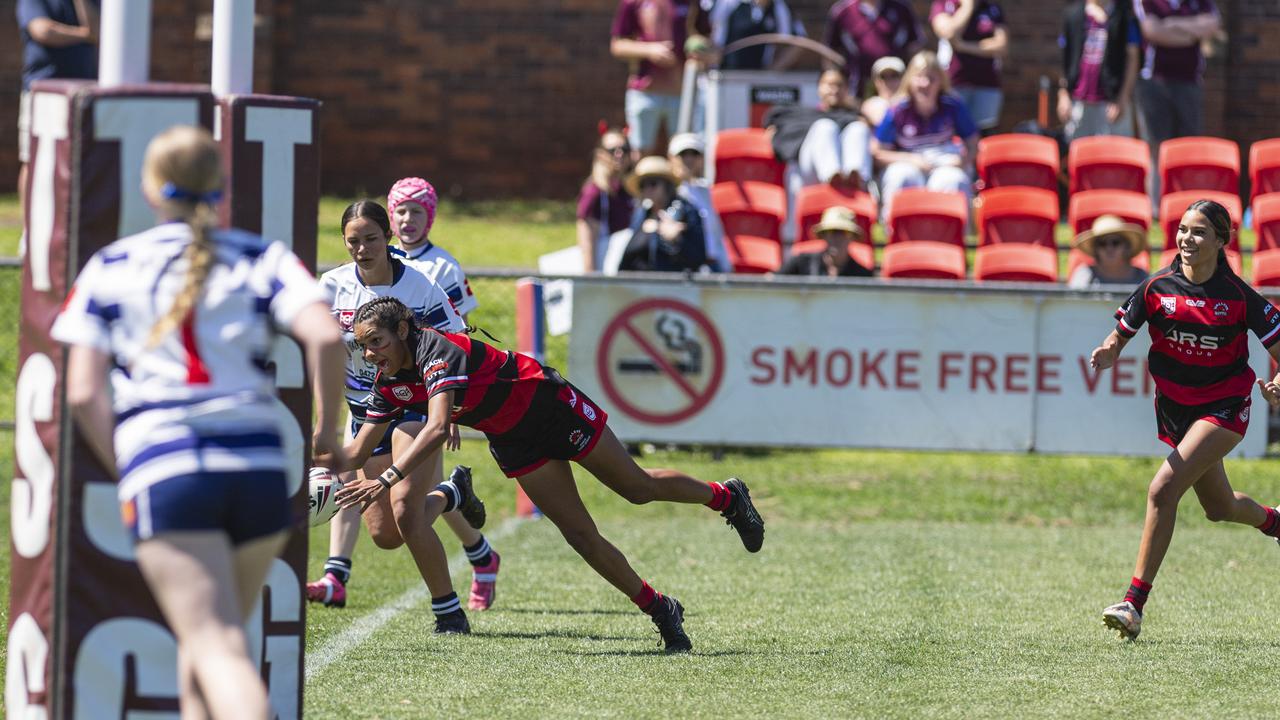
[6,193,1280,717]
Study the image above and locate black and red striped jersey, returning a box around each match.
[1115,256,1280,405]
[364,328,549,435]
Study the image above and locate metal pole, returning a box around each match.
[212,0,256,96]
[98,0,152,87]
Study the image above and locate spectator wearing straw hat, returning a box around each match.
[669,132,729,272]
[620,156,707,272]
[1068,214,1149,288]
[778,206,873,277]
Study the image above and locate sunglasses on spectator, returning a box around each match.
[603,144,631,156]
[879,71,902,82]
[677,149,703,158]
[640,177,667,190]
[1096,235,1128,250]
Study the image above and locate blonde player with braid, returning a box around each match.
[52,125,347,720]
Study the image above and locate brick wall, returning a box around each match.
[0,1,1275,198]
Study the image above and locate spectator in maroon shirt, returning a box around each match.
[1058,0,1141,143]
[823,0,925,98]
[576,128,636,272]
[1132,0,1220,209]
[930,0,1008,134]
[610,0,712,156]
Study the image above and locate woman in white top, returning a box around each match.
[52,126,346,720]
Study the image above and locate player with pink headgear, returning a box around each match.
[388,177,478,318]
[385,176,499,610]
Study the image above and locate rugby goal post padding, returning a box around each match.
[8,80,320,720]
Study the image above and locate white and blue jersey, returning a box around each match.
[392,241,479,316]
[51,223,327,541]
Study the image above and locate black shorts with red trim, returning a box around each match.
[1154,392,1252,448]
[486,376,609,478]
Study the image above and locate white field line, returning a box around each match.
[305,517,525,680]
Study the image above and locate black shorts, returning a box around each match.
[1155,393,1252,448]
[487,380,609,478]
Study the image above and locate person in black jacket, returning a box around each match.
[778,206,873,278]
[1057,0,1140,143]
[763,68,870,192]
[620,156,707,272]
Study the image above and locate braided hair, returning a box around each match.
[352,296,416,336]
[143,126,224,348]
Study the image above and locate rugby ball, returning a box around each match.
[308,467,343,527]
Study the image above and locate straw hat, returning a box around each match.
[1074,214,1146,258]
[812,206,864,238]
[625,156,681,197]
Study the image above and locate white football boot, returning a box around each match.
[1102,600,1142,640]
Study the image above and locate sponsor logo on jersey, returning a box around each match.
[1214,301,1229,318]
[1185,298,1206,308]
[422,360,448,380]
[1164,328,1220,351]
[1161,297,1177,314]
[582,403,597,421]
[1240,405,1251,423]
[569,429,588,451]
[338,309,355,330]
[566,388,577,408]
[392,385,413,401]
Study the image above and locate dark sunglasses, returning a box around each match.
[603,144,631,155]
[677,149,703,158]
[639,177,666,190]
[1095,235,1128,249]
[878,71,902,82]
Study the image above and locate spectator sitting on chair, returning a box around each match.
[860,55,904,128]
[1068,214,1149,288]
[930,0,1008,135]
[668,132,729,272]
[871,50,978,220]
[1058,0,1140,144]
[706,0,806,71]
[779,206,872,277]
[620,156,707,272]
[823,0,925,97]
[764,67,871,195]
[576,126,636,273]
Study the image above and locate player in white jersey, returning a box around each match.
[305,200,501,629]
[387,176,478,317]
[52,126,347,720]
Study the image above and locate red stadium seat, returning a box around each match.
[790,239,875,272]
[794,183,877,243]
[973,243,1059,283]
[880,241,966,280]
[1067,135,1149,194]
[1249,139,1280,200]
[977,134,1060,192]
[1158,137,1240,196]
[1253,193,1280,252]
[1253,249,1280,286]
[723,234,782,274]
[885,188,968,247]
[711,180,787,242]
[1065,190,1152,276]
[712,128,784,187]
[973,186,1059,248]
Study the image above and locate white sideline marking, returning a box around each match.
[305,517,525,680]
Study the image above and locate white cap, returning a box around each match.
[668,132,706,156]
[871,56,906,79]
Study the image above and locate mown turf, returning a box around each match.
[302,443,1280,718]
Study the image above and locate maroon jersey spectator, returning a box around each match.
[610,0,712,154]
[576,128,635,272]
[1058,0,1140,143]
[336,297,766,653]
[1132,0,1220,208]
[1092,199,1280,642]
[929,0,1007,132]
[823,0,924,97]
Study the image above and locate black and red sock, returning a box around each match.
[631,581,661,615]
[1124,577,1152,614]
[1257,506,1280,537]
[705,482,732,512]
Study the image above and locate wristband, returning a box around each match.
[388,464,404,481]
[377,472,395,490]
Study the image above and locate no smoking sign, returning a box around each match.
[596,299,724,424]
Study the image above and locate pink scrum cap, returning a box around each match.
[387,177,439,233]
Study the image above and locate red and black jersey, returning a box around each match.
[1115,256,1280,405]
[364,328,551,436]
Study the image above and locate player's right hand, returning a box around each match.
[1257,378,1280,408]
[1090,345,1117,370]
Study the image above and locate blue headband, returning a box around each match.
[160,182,223,205]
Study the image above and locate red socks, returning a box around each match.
[1124,577,1152,614]
[1257,506,1280,537]
[705,482,731,512]
[631,581,660,615]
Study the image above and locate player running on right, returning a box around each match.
[1091,198,1280,641]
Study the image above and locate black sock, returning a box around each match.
[324,556,352,585]
[431,592,462,617]
[464,536,493,567]
[434,479,462,513]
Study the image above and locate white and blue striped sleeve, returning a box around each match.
[50,255,113,353]
[264,242,329,331]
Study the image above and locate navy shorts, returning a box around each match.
[350,405,427,457]
[122,470,291,545]
[487,380,609,478]
[1155,393,1252,448]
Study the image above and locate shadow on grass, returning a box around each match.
[564,648,762,657]
[498,607,635,616]
[478,629,636,642]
